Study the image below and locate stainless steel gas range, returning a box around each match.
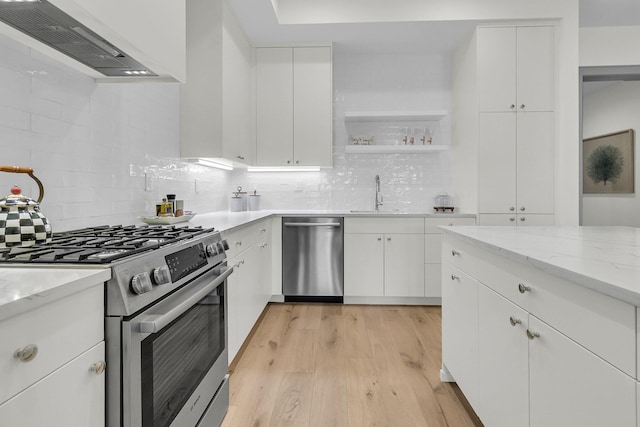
[0,225,233,427]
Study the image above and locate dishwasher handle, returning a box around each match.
[284,222,342,227]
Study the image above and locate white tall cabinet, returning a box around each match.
[255,45,333,167]
[454,25,556,225]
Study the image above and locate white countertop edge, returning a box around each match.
[442,226,640,306]
[0,267,111,321]
[191,210,476,233]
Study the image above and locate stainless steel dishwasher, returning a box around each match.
[282,217,344,303]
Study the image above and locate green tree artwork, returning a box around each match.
[585,144,624,186]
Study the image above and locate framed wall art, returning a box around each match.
[583,129,635,194]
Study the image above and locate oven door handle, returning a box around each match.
[138,266,233,334]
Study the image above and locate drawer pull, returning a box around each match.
[89,361,107,375]
[451,250,460,256]
[233,260,245,268]
[518,283,531,294]
[14,344,38,362]
[509,316,522,326]
[261,228,266,233]
[236,241,242,246]
[526,329,540,340]
[259,243,268,248]
[450,274,460,281]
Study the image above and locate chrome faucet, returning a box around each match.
[375,175,383,210]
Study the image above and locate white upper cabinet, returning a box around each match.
[181,0,253,165]
[478,26,554,112]
[256,45,333,167]
[0,0,186,82]
[256,47,295,166]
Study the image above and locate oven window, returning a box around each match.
[141,285,225,427]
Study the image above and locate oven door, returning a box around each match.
[122,265,232,427]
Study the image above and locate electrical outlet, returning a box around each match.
[144,173,152,192]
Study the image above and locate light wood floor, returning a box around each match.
[222,303,483,427]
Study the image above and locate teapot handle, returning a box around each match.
[0,165,45,203]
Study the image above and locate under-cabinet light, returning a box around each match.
[191,158,233,171]
[247,167,320,172]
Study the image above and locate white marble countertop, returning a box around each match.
[442,226,640,306]
[0,267,111,321]
[189,210,476,233]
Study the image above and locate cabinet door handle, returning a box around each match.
[236,241,242,246]
[509,206,515,211]
[377,237,382,241]
[296,160,299,164]
[450,274,460,281]
[387,237,391,241]
[520,207,526,211]
[287,160,291,164]
[520,104,526,109]
[518,283,531,294]
[237,155,245,160]
[526,329,540,340]
[451,250,460,256]
[520,217,526,222]
[510,104,515,109]
[509,217,515,222]
[509,316,522,327]
[259,243,268,248]
[261,228,266,233]
[14,344,38,362]
[89,361,107,375]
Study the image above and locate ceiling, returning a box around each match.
[227,0,640,54]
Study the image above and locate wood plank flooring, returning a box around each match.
[222,303,483,427]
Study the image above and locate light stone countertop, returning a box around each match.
[0,267,111,321]
[190,210,476,233]
[0,210,475,320]
[441,226,640,306]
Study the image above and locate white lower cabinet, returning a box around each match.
[443,233,637,427]
[225,219,272,362]
[0,284,105,426]
[478,285,529,427]
[344,218,424,298]
[441,262,479,409]
[425,217,476,298]
[0,342,105,427]
[528,316,635,427]
[344,233,384,296]
[383,233,424,297]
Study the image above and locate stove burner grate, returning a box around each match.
[0,224,216,264]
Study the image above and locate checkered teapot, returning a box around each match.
[0,166,52,248]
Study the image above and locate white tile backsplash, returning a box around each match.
[0,33,229,232]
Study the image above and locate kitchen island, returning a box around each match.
[441,226,640,427]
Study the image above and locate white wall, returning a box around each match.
[580,26,640,67]
[231,51,454,212]
[0,33,230,232]
[582,81,640,226]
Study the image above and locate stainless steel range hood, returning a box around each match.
[0,0,156,77]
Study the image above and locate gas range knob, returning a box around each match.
[152,266,171,285]
[206,243,219,257]
[130,272,153,295]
